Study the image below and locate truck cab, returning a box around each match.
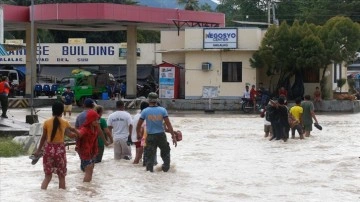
[57,70,114,106]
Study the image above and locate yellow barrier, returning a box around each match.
[8,98,29,108]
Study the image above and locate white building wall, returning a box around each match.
[165,28,262,99]
[161,31,185,50]
[162,27,346,100]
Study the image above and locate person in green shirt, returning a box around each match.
[95,105,113,163]
[301,95,319,137]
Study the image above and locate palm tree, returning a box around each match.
[177,0,199,11]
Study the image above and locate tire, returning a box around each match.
[242,101,252,113]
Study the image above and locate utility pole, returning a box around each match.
[25,0,38,124]
[267,0,271,27]
[0,5,3,44]
[272,1,278,26]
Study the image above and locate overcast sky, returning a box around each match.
[212,0,219,3]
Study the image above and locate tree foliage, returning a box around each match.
[217,0,360,27]
[177,0,200,11]
[250,17,360,98]
[217,0,268,27]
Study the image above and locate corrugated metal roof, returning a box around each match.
[0,44,9,56]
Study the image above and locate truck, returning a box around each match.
[0,66,26,96]
[56,69,115,106]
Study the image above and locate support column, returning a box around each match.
[126,26,137,99]
[25,23,37,97]
[0,6,3,44]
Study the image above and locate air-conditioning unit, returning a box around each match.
[202,62,212,71]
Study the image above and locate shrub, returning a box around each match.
[0,137,25,157]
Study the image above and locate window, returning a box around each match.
[60,78,75,87]
[222,62,242,82]
[303,68,319,83]
[9,72,18,81]
[333,63,341,83]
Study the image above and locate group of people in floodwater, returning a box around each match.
[32,92,178,190]
[243,83,321,142]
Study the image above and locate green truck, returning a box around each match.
[57,69,114,106]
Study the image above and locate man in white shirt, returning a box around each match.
[107,100,133,160]
[243,85,250,98]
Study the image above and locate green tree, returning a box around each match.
[293,0,360,25]
[199,3,213,12]
[217,0,360,28]
[177,0,200,11]
[217,0,269,27]
[250,20,325,98]
[1,0,17,5]
[318,16,360,95]
[250,17,360,99]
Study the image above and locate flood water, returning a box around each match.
[1,109,360,201]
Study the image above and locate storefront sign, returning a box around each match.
[203,28,238,49]
[159,66,175,98]
[0,43,145,65]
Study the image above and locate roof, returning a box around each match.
[2,3,225,31]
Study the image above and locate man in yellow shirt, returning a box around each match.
[289,97,304,139]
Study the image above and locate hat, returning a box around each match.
[147,92,159,103]
[84,98,95,108]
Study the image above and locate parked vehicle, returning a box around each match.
[241,98,263,113]
[56,69,115,106]
[136,80,158,97]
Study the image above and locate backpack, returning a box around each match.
[265,105,277,122]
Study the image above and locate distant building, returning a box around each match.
[160,27,348,99]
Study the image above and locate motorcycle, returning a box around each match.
[241,97,263,113]
[137,81,158,97]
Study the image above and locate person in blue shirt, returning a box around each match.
[136,92,177,172]
[61,86,74,117]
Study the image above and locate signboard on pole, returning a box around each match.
[202,86,218,98]
[159,66,175,98]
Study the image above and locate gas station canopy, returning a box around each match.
[2,3,225,31]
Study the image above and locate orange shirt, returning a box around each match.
[0,81,4,93]
[4,82,10,94]
[0,81,10,94]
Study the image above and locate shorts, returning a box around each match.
[303,123,312,132]
[134,141,142,148]
[264,125,272,133]
[81,159,95,171]
[64,104,72,112]
[43,142,67,176]
[114,139,132,160]
[291,124,303,135]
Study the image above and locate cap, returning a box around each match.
[147,92,159,103]
[84,98,95,108]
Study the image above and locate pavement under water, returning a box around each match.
[0,108,359,201]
